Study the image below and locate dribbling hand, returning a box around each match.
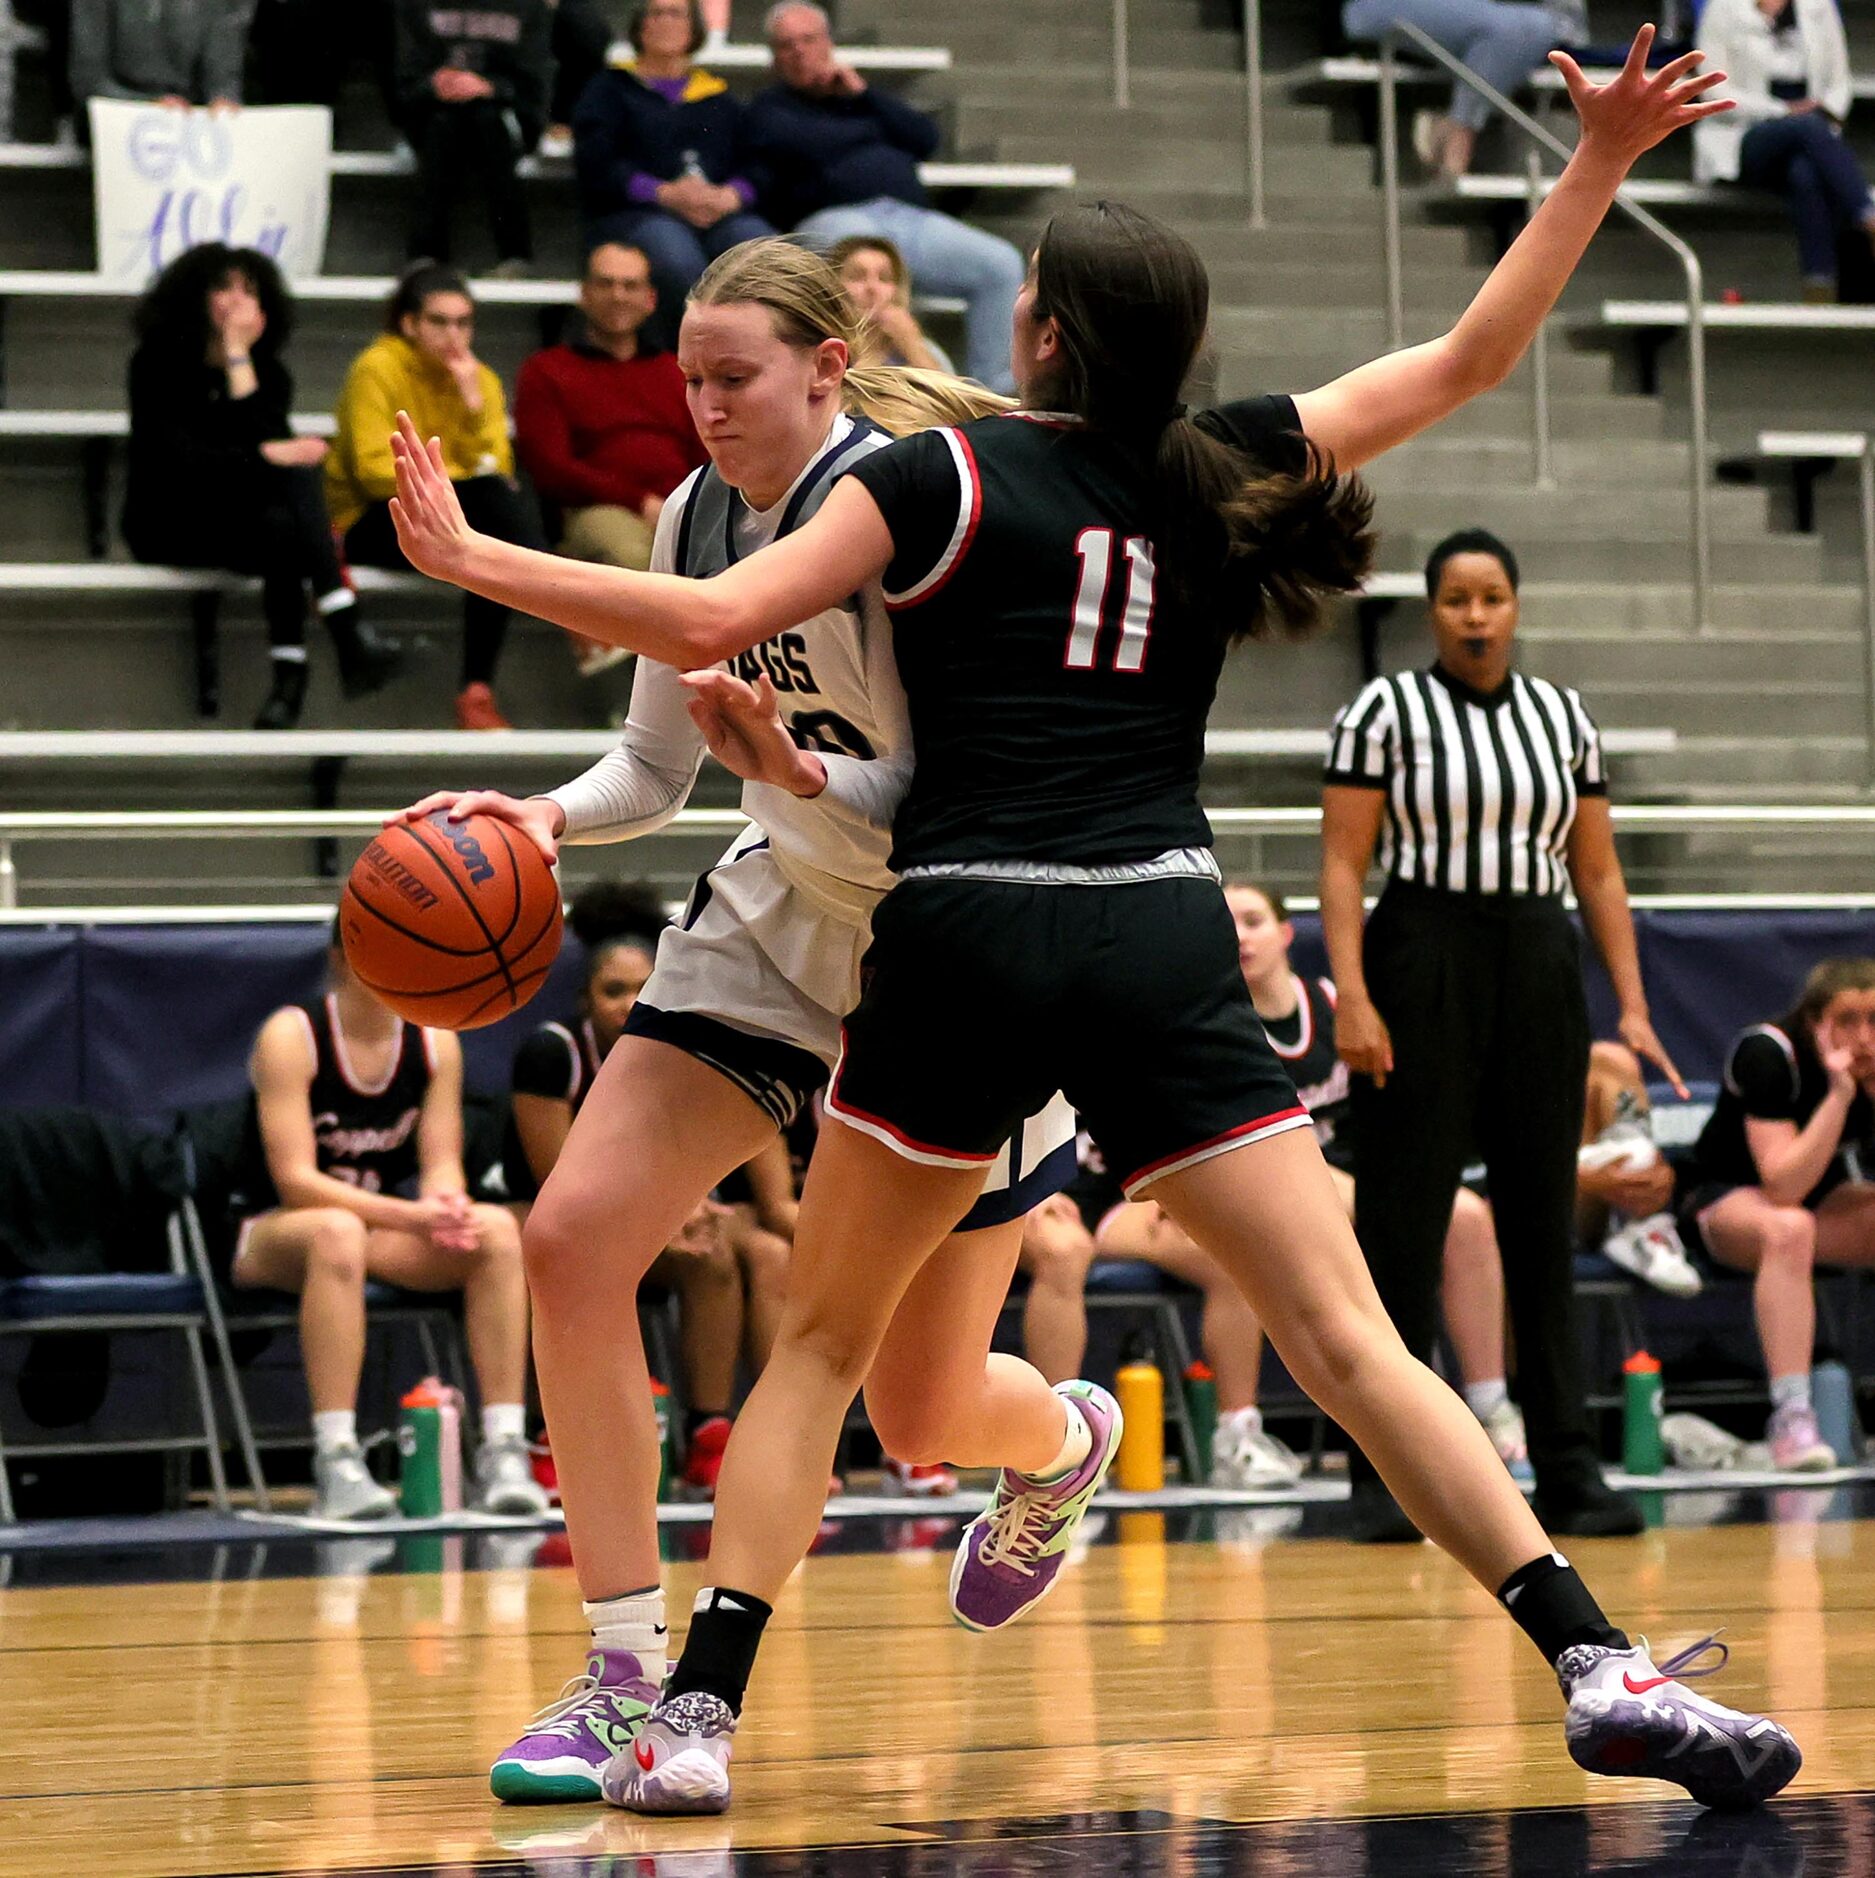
[389,790,564,866]
[1550,26,1733,169]
[681,670,828,799]
[390,410,478,581]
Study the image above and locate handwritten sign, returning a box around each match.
[89,100,333,285]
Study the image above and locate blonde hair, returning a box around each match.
[826,232,909,294]
[689,237,861,354]
[688,237,1012,437]
[845,364,1013,436]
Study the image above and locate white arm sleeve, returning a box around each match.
[542,480,709,845]
[812,748,914,834]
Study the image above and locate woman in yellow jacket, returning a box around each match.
[329,265,547,729]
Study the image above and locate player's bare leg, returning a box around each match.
[1151,1126,1800,1810]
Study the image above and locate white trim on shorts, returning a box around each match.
[1121,1106,1314,1199]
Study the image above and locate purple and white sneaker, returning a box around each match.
[1559,1635,1802,1809]
[489,1648,661,1803]
[948,1380,1122,1633]
[602,1690,737,1815]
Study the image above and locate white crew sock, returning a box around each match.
[312,1409,357,1455]
[1218,1404,1264,1438]
[316,586,357,614]
[584,1586,668,1682]
[1465,1379,1510,1420]
[482,1402,526,1444]
[1025,1399,1093,1484]
[1769,1373,1813,1413]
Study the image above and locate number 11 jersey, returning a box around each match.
[841,396,1306,873]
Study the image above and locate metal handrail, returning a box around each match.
[8,803,1875,906]
[1244,0,1266,228]
[1112,0,1130,107]
[1377,23,1710,628]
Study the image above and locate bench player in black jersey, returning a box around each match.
[227,921,544,1522]
[388,34,1799,1814]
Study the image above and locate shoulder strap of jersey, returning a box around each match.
[777,415,889,537]
[1727,1023,1801,1102]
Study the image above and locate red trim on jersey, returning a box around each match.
[1120,1105,1312,1194]
[827,1031,999,1166]
[885,428,982,613]
[326,992,403,1097]
[1264,976,1314,1061]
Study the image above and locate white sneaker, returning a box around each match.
[476,1434,552,1515]
[1661,1411,1747,1472]
[1558,1636,1801,1808]
[1210,1410,1303,1489]
[1601,1213,1703,1298]
[312,1442,397,1522]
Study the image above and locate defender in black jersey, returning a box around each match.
[229,926,543,1522]
[392,44,1799,1813]
[1677,959,1875,1471]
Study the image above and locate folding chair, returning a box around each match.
[0,1112,267,1523]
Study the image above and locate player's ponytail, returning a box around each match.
[1031,202,1375,640]
[843,364,1014,436]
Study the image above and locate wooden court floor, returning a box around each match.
[3,1507,1873,1877]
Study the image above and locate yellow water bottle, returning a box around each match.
[1114,1347,1165,1491]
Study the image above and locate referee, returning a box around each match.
[1319,528,1684,1542]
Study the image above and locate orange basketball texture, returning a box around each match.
[340,814,564,1030]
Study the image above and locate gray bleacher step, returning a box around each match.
[1658,738,1872,791]
[1372,532,1822,586]
[1350,481,1777,541]
[1214,339,1620,399]
[987,134,1372,195]
[1372,436,1699,487]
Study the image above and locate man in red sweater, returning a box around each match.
[514,241,706,618]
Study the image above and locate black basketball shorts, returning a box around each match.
[826,873,1312,1197]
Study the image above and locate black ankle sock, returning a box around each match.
[664,1586,773,1715]
[685,1408,729,1442]
[1498,1552,1630,1664]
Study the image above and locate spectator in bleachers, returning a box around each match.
[69,0,250,118]
[513,242,707,606]
[394,0,553,273]
[572,0,773,306]
[828,234,953,371]
[1696,0,1873,302]
[216,918,547,1522]
[1322,527,1681,1540]
[328,264,547,730]
[751,1,1023,391]
[1678,957,1875,1470]
[1339,0,1580,178]
[123,243,400,729]
[501,880,750,1496]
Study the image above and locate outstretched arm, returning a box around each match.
[389,413,895,667]
[1292,29,1731,470]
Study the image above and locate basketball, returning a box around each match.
[339,813,563,1030]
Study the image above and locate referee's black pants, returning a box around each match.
[1349,884,1600,1498]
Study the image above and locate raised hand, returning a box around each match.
[681,670,827,798]
[390,409,479,581]
[1550,26,1732,168]
[386,788,564,865]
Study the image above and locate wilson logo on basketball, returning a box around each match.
[431,815,497,886]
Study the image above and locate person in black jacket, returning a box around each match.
[123,244,399,728]
[751,2,1024,390]
[571,0,772,310]
[395,0,553,271]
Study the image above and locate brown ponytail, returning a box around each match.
[1032,201,1375,640]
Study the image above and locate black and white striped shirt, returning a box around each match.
[1324,666,1607,897]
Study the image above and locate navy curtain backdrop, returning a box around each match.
[1,908,1872,1117]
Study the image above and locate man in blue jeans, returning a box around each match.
[749,2,1023,391]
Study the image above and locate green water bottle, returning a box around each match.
[399,1376,462,1517]
[1622,1351,1664,1476]
[1182,1362,1219,1484]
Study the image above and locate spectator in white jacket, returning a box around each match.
[1696,0,1871,300]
